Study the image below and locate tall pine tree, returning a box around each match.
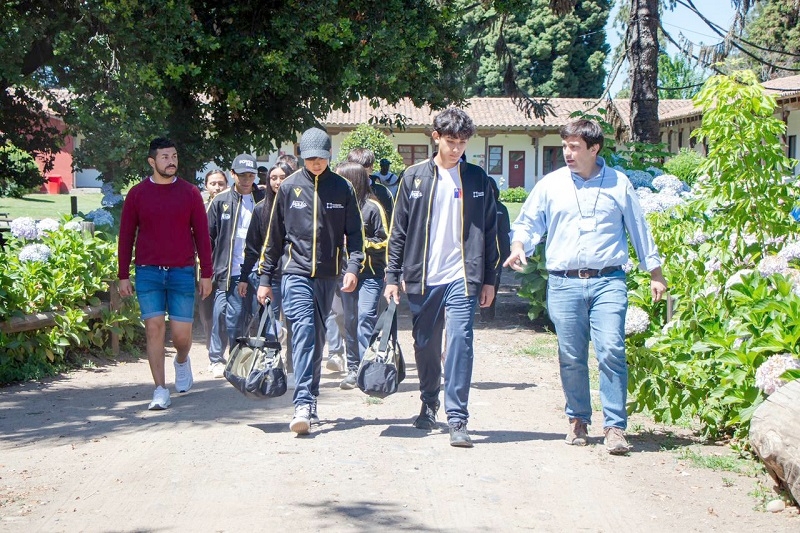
[462,0,611,98]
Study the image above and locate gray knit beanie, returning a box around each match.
[299,127,332,160]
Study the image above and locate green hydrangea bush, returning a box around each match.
[626,71,800,445]
[0,217,141,383]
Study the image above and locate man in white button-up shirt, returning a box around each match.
[504,119,667,455]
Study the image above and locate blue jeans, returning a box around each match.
[282,274,336,406]
[134,265,195,322]
[406,281,477,425]
[546,270,628,429]
[208,275,253,364]
[325,284,345,356]
[341,278,384,372]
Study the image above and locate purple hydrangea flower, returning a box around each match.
[755,353,800,395]
[10,217,38,240]
[758,255,789,277]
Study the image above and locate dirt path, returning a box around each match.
[1,288,797,532]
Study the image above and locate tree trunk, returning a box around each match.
[749,379,800,504]
[627,0,660,144]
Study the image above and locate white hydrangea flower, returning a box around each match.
[782,268,800,297]
[687,230,709,245]
[18,243,52,263]
[755,353,800,395]
[644,337,658,349]
[36,218,60,238]
[778,241,800,261]
[652,174,688,196]
[655,193,684,210]
[625,306,651,336]
[64,219,83,231]
[704,258,721,273]
[661,319,679,334]
[10,217,38,240]
[725,269,753,289]
[758,255,789,277]
[638,195,664,215]
[700,284,719,297]
[622,259,636,273]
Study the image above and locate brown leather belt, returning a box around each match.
[548,266,623,279]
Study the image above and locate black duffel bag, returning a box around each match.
[224,301,287,399]
[356,300,406,398]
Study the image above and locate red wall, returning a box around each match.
[35,116,74,193]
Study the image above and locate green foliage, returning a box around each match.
[0,219,141,383]
[332,124,405,173]
[626,71,800,445]
[499,187,529,203]
[657,53,708,99]
[742,1,800,79]
[514,241,549,320]
[4,1,466,190]
[0,142,45,198]
[460,0,611,98]
[663,148,705,186]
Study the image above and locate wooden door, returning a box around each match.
[509,151,525,188]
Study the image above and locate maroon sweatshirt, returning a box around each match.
[117,177,213,280]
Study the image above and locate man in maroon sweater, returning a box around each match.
[118,138,213,410]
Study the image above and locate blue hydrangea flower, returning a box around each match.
[10,217,38,240]
[36,218,60,238]
[100,182,115,195]
[626,169,654,189]
[85,208,114,227]
[646,166,664,177]
[19,243,52,263]
[101,193,124,207]
[652,174,688,196]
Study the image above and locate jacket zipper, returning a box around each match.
[311,174,319,277]
[225,193,243,291]
[421,165,438,295]
[457,164,469,296]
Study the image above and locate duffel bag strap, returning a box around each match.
[377,300,397,354]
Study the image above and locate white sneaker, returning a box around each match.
[289,404,311,435]
[326,354,344,372]
[174,357,193,392]
[148,386,171,410]
[210,362,226,379]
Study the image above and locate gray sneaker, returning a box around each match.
[565,418,588,446]
[289,404,311,434]
[326,353,345,372]
[604,427,631,455]
[340,370,358,390]
[449,421,473,448]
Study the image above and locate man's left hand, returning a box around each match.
[479,284,495,308]
[199,278,212,300]
[650,267,668,302]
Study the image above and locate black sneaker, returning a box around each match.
[340,370,358,390]
[310,397,319,425]
[413,400,439,430]
[449,421,473,448]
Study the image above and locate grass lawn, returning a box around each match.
[0,193,103,220]
[504,201,522,223]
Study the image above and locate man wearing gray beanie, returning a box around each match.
[257,127,365,435]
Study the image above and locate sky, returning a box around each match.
[605,0,738,96]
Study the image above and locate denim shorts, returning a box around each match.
[135,265,196,322]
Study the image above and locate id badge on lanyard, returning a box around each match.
[579,216,597,233]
